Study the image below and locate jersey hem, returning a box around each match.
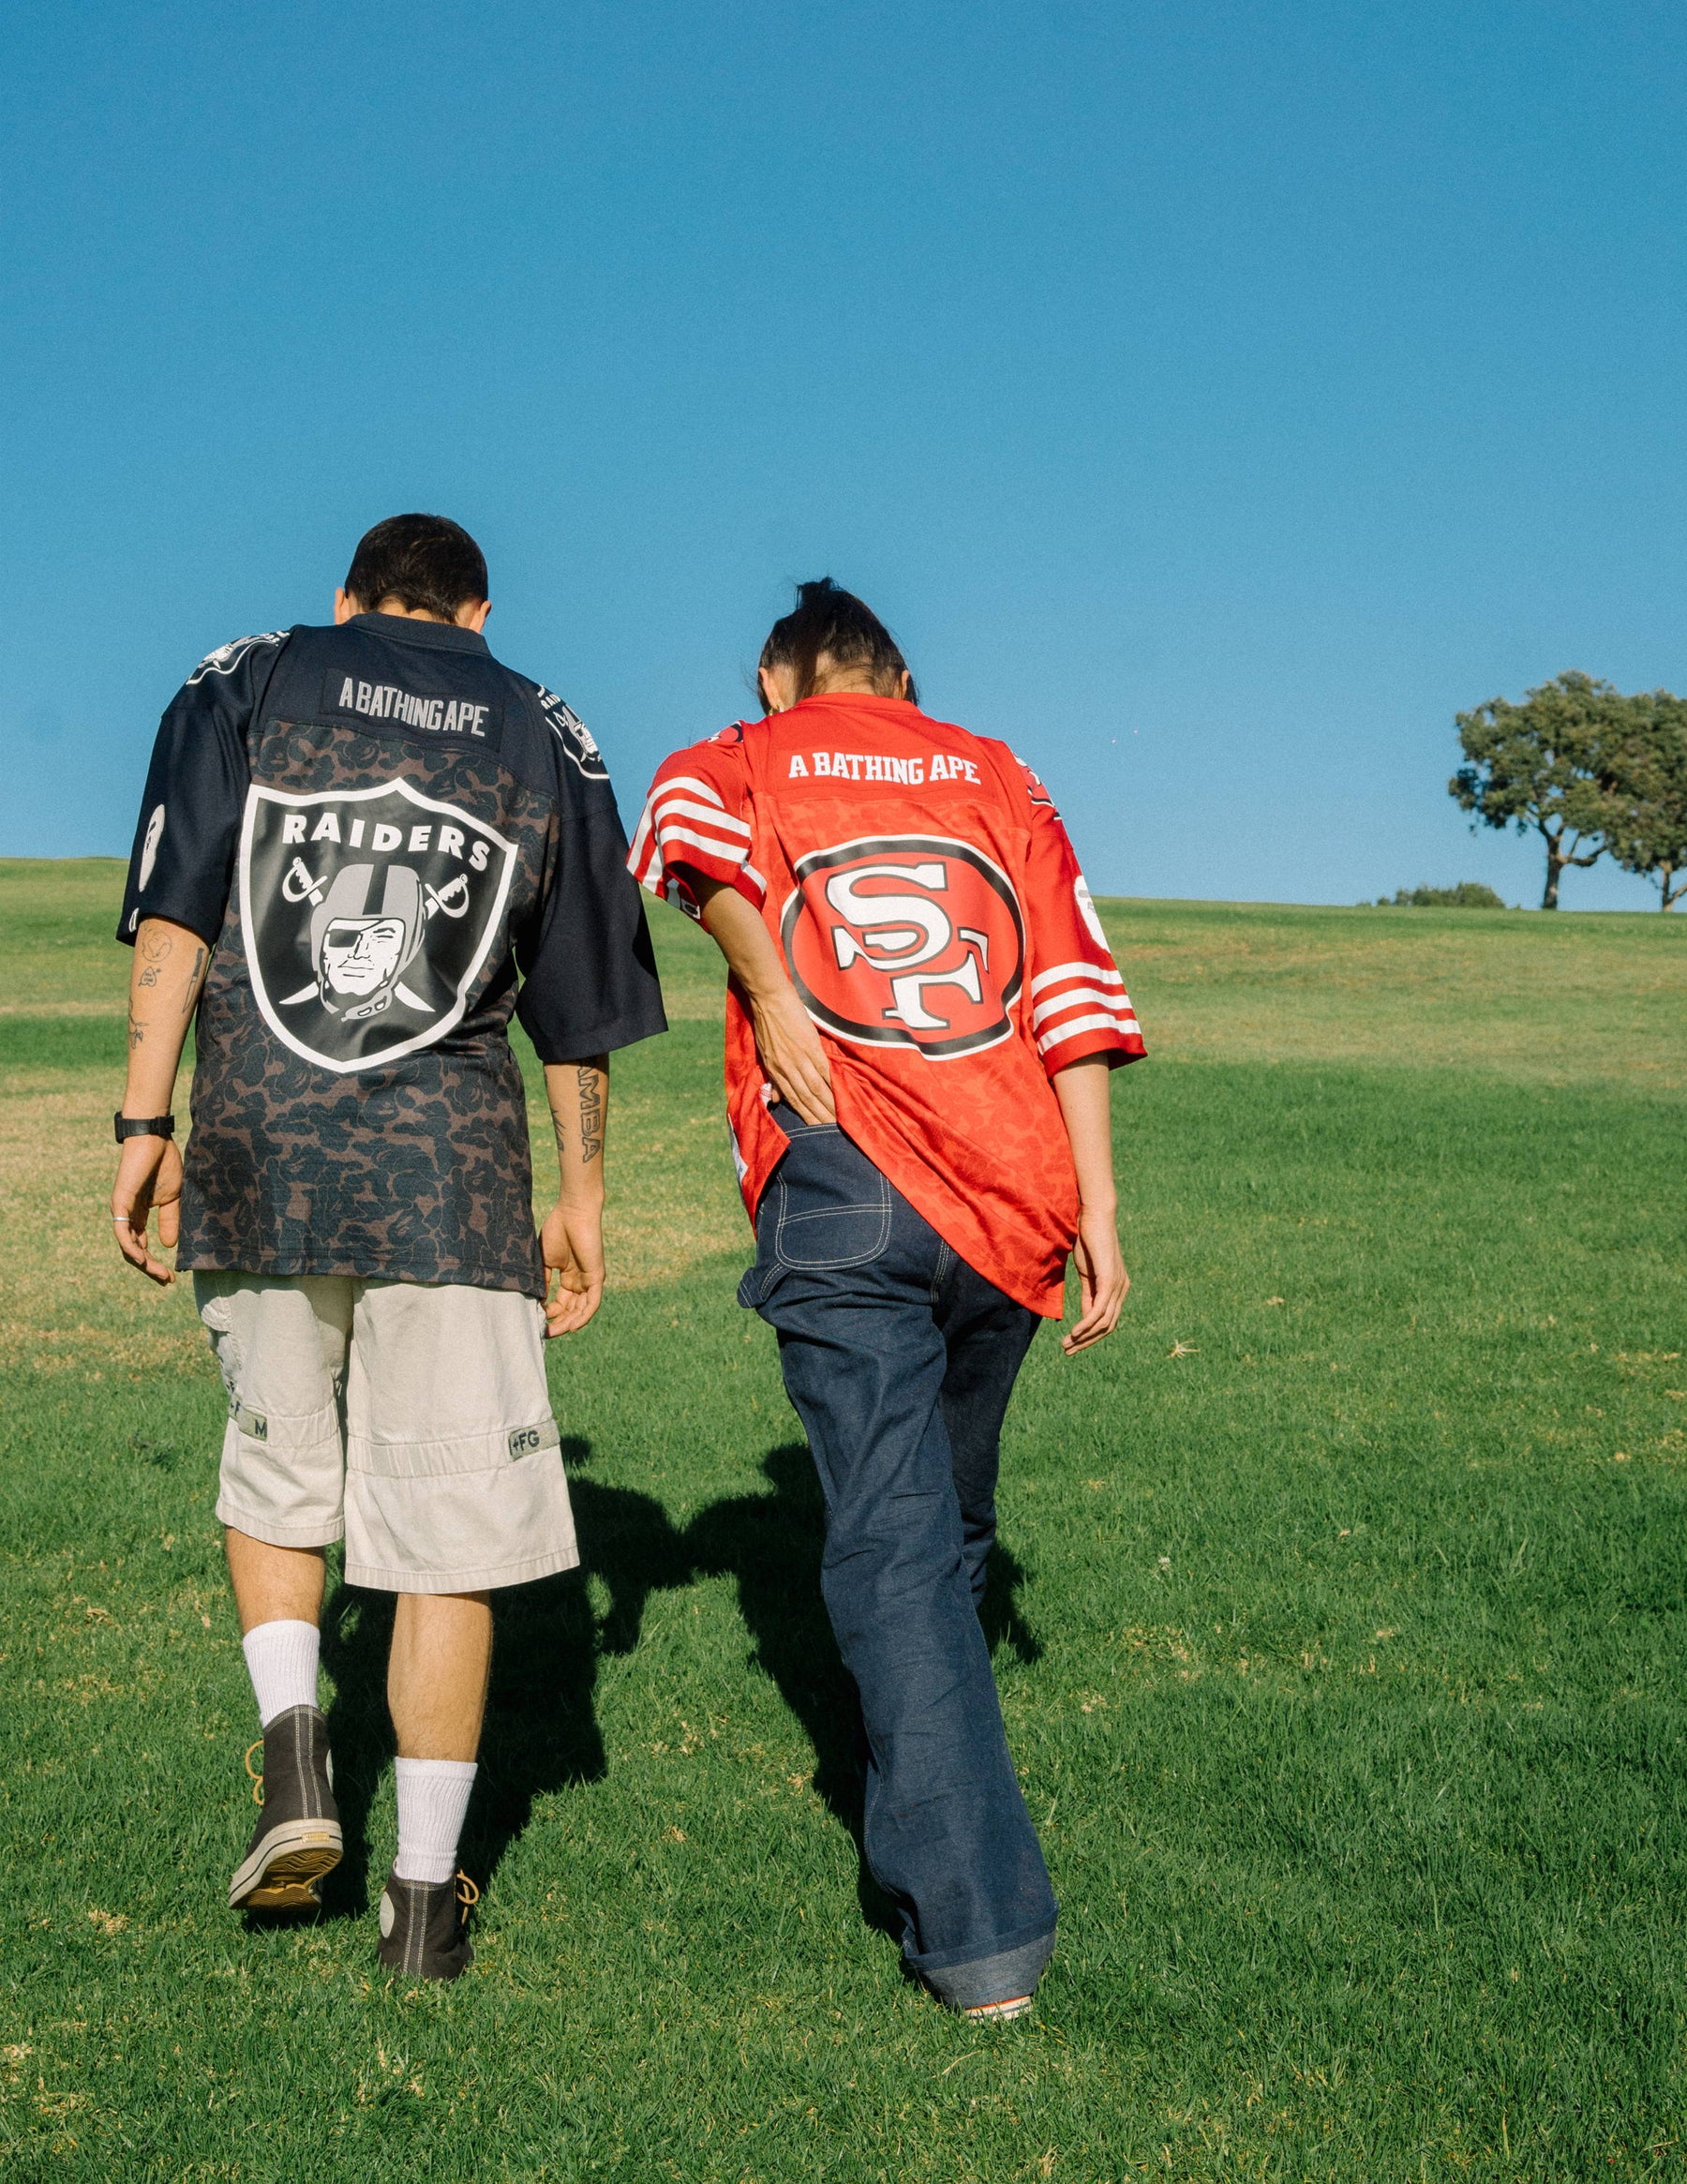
[177,1250,544,1301]
[746,1107,1068,1320]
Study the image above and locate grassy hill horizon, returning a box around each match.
[1,860,1683,2180]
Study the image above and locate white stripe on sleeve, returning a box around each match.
[1030,959,1125,996]
[1038,1010,1141,1055]
[653,821,751,869]
[1030,987,1135,1031]
[649,793,751,839]
[632,836,665,894]
[657,773,727,809]
[627,792,658,867]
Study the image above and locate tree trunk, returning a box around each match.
[1542,851,1561,910]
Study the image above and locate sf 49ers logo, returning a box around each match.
[781,835,1024,1059]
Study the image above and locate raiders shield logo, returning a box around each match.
[781,835,1025,1059]
[238,780,518,1072]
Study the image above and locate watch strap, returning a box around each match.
[113,1113,176,1143]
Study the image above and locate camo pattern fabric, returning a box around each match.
[183,718,550,1293]
[121,617,666,1298]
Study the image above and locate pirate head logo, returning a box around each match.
[302,863,432,1020]
[239,779,517,1072]
[781,835,1025,1059]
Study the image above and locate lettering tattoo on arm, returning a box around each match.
[576,1066,604,1164]
[545,1055,607,1175]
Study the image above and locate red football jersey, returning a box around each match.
[630,693,1145,1315]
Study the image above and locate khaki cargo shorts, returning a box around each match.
[196,1273,578,1594]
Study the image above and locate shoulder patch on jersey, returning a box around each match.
[710,723,747,747]
[535,687,609,780]
[187,632,289,685]
[1011,752,1057,810]
[138,803,166,890]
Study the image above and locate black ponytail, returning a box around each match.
[758,578,918,710]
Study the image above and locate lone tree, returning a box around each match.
[1450,671,1631,909]
[1603,693,1687,911]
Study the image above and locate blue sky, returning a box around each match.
[3,0,1683,909]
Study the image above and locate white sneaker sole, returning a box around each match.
[229,1818,344,1909]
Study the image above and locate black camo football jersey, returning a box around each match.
[118,614,667,1296]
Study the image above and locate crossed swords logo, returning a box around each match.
[280,857,471,921]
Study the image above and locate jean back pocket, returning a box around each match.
[771,1128,892,1271]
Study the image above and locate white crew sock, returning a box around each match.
[393,1758,478,1885]
[242,1619,321,1728]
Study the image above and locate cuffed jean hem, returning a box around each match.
[912,1923,1057,2012]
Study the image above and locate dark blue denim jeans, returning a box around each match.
[739,1106,1057,2008]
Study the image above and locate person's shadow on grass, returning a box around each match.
[682,1441,1043,1945]
[312,1439,692,1916]
[303,1434,1041,1931]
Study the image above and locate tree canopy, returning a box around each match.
[1452,672,1634,909]
[1601,694,1687,912]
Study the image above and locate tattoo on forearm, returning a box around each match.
[139,928,173,964]
[138,966,159,988]
[577,1067,604,1163]
[127,1015,145,1050]
[183,947,206,1013]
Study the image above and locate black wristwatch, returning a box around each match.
[114,1113,176,1143]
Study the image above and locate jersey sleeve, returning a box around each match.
[626,730,763,918]
[514,722,669,1065]
[116,632,286,947]
[1019,763,1146,1073]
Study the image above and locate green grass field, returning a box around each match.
[2,860,1684,2182]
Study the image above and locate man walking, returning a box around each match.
[111,515,665,1978]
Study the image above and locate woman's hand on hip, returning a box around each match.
[750,986,837,1126]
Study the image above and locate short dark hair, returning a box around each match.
[344,514,488,621]
[759,577,917,709]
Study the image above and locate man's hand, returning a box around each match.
[746,982,836,1126]
[541,1200,605,1337]
[1063,1205,1129,1355]
[112,1133,184,1285]
[112,916,209,1289]
[541,1056,608,1335]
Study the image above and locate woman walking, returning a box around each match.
[631,580,1143,2018]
